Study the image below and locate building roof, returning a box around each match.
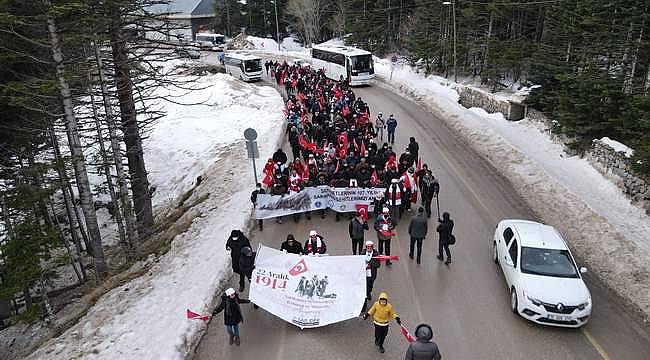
[149,0,216,18]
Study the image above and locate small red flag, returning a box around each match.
[302,161,310,180]
[186,309,210,321]
[417,157,422,172]
[353,138,359,152]
[370,170,379,186]
[402,173,411,189]
[400,324,415,343]
[372,255,399,262]
[360,140,367,156]
[355,204,369,221]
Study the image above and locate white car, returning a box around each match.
[493,219,591,328]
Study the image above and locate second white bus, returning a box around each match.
[311,44,375,86]
[223,52,262,82]
[194,33,226,51]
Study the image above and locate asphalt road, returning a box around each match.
[192,79,650,359]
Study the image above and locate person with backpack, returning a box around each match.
[212,288,250,346]
[362,292,401,353]
[436,212,454,265]
[404,323,442,360]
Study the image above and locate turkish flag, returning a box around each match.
[400,324,415,343]
[186,309,210,321]
[370,170,379,186]
[417,157,422,172]
[402,173,411,189]
[360,140,367,156]
[302,162,310,180]
[353,138,359,152]
[373,255,399,262]
[289,258,308,276]
[355,204,369,221]
[262,173,274,187]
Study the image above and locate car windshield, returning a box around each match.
[521,247,579,278]
[350,54,373,71]
[244,59,262,72]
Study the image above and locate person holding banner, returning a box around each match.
[361,240,380,300]
[404,324,443,360]
[304,230,327,255]
[280,234,304,254]
[212,288,250,346]
[362,292,401,353]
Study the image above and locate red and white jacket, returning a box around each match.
[288,174,303,193]
[387,182,402,206]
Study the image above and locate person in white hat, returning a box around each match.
[212,287,251,346]
[374,208,395,265]
[304,230,327,255]
[361,240,381,301]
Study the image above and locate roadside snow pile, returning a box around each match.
[374,58,650,317]
[599,137,635,158]
[281,37,308,52]
[26,73,285,360]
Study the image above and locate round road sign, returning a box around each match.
[244,128,258,141]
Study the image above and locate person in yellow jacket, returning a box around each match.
[362,292,401,353]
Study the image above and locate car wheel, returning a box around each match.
[492,242,498,264]
[510,287,518,314]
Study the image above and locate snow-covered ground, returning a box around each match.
[372,58,650,316]
[25,72,286,359]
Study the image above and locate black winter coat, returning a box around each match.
[213,294,250,325]
[361,248,380,279]
[226,232,251,274]
[408,214,428,238]
[349,217,369,239]
[238,251,256,275]
[280,240,304,254]
[436,219,454,244]
[405,340,442,360]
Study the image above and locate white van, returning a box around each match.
[223,52,262,82]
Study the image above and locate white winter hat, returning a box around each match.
[225,288,236,296]
[365,240,374,247]
[309,230,318,237]
[382,207,389,213]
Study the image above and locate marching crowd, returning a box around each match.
[214,60,451,359]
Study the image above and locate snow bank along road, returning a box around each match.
[193,82,650,359]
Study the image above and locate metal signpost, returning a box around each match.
[244,128,260,184]
[390,55,397,80]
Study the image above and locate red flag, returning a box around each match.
[334,160,340,174]
[417,157,422,172]
[355,204,369,221]
[400,324,415,343]
[353,138,359,152]
[370,170,379,186]
[360,140,367,156]
[372,255,399,262]
[402,173,411,189]
[186,309,210,321]
[262,173,274,187]
[302,162,310,180]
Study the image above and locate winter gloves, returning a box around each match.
[396,316,402,325]
[362,313,369,320]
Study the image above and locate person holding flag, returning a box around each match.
[404,324,443,360]
[212,288,251,346]
[362,292,402,353]
[374,207,396,265]
[361,240,381,301]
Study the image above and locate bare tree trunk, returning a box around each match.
[46,8,108,278]
[49,127,90,256]
[88,75,130,256]
[109,6,154,237]
[50,201,85,283]
[94,41,138,254]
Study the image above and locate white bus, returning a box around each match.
[311,44,375,86]
[194,33,226,51]
[223,52,263,82]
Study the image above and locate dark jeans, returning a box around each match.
[374,324,389,346]
[438,239,451,261]
[378,238,391,257]
[388,131,395,144]
[409,237,424,262]
[366,277,375,299]
[352,238,363,255]
[239,270,252,290]
[422,196,433,217]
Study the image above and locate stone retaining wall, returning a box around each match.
[458,85,650,214]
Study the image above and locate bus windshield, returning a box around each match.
[350,55,373,71]
[244,59,262,72]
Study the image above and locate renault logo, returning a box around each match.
[557,303,564,311]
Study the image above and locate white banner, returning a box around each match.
[249,245,366,328]
[255,186,385,219]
